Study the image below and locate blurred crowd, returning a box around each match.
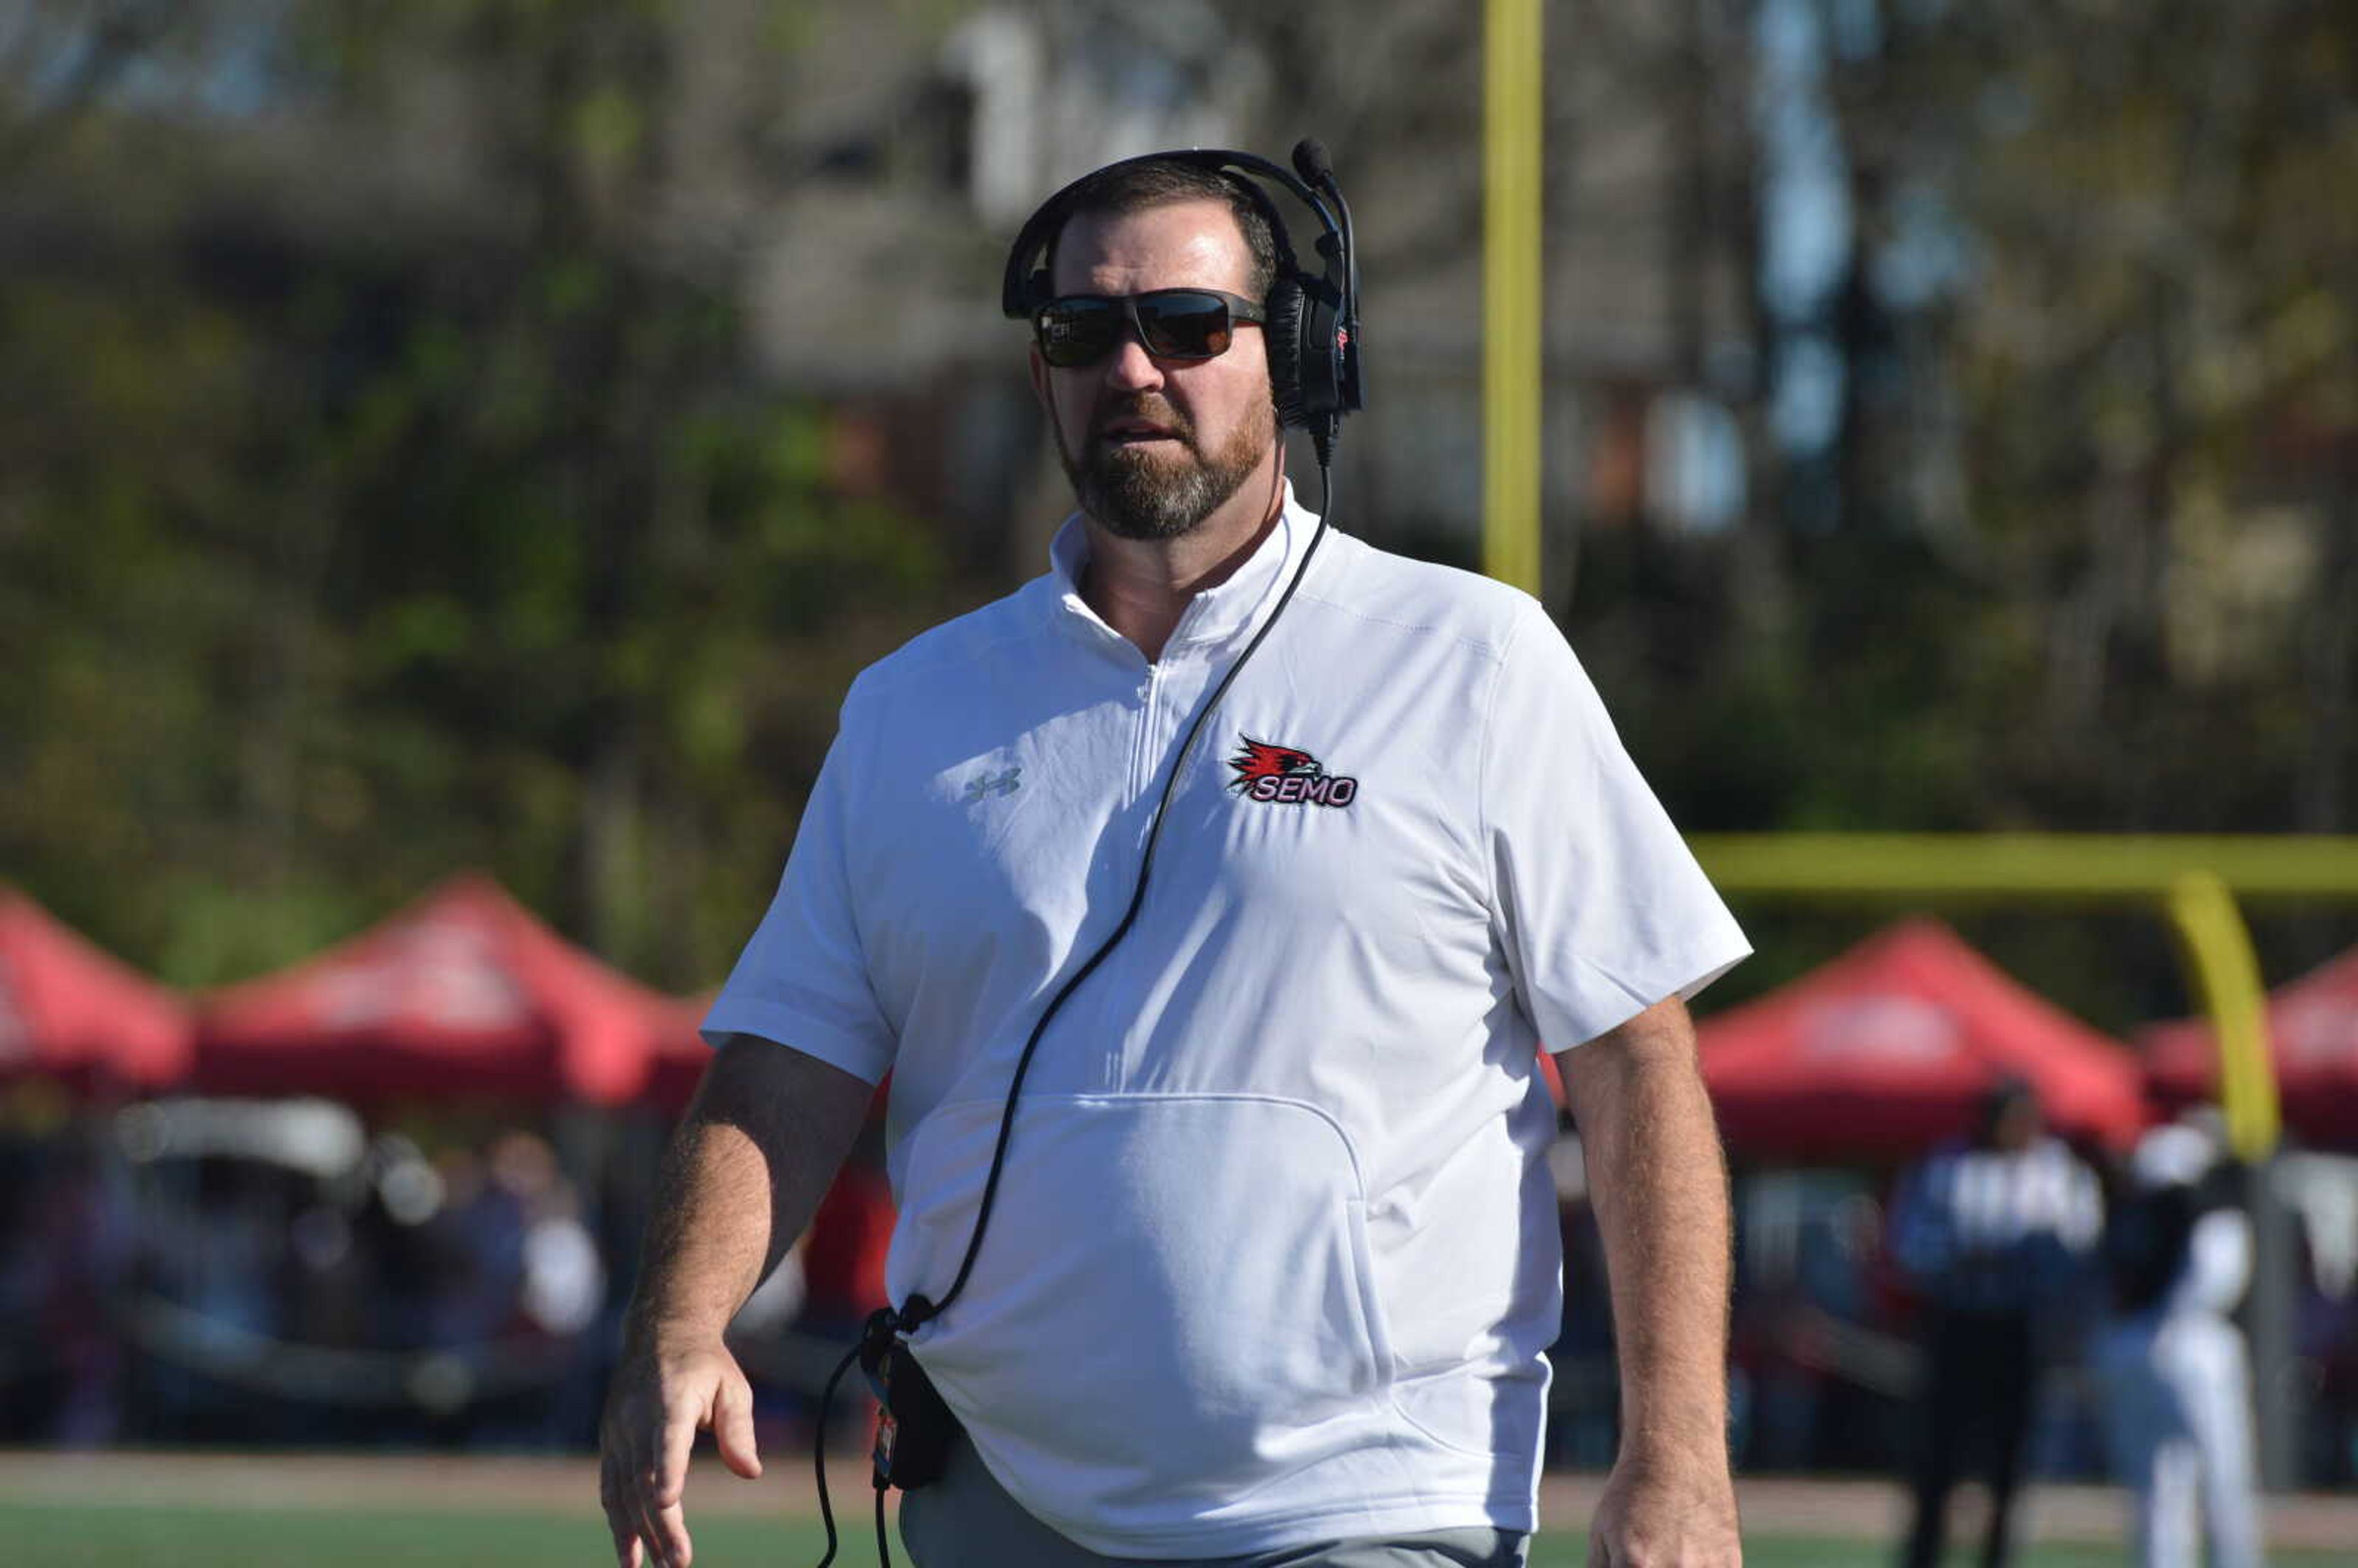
[5,1079,2357,1502]
[0,1087,892,1456]
[1563,1099,2358,1498]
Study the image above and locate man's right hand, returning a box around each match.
[599,1334,763,1568]
[597,1041,873,1562]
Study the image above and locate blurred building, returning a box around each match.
[1,1,1818,588]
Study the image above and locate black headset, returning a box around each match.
[1000,140,1364,465]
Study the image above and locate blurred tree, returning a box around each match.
[0,1,195,172]
[1810,0,2358,842]
[4,0,2352,1016]
[1215,0,2356,999]
[0,0,957,988]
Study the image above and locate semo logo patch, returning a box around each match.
[1227,736,1359,807]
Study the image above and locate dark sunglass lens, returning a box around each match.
[1038,300,1119,367]
[1136,293,1231,359]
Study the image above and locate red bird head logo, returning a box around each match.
[1229,737,1323,791]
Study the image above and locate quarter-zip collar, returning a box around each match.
[1041,482,1311,664]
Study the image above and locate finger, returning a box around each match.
[656,1399,699,1506]
[648,1497,694,1568]
[620,1430,684,1568]
[626,1455,687,1568]
[712,1370,763,1480]
[626,1495,678,1568]
[640,1410,699,1567]
[599,1462,642,1567]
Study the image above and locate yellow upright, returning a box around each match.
[1484,0,1544,597]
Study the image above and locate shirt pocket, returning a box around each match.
[887,1092,1395,1518]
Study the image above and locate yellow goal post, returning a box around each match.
[1686,833,2358,1159]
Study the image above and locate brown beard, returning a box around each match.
[1057,395,1276,541]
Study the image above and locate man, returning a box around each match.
[599,153,1751,1568]
[2095,1114,2262,1568]
[1889,1077,2102,1568]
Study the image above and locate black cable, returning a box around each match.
[909,457,1336,1333]
[803,460,1339,1568]
[811,1337,865,1567]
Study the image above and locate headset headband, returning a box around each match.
[999,149,1339,317]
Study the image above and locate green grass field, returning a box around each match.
[7,1504,2352,1568]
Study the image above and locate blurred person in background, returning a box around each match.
[0,1124,131,1445]
[600,149,1751,1568]
[428,1129,610,1448]
[1543,1122,1619,1472]
[1889,1076,2102,1568]
[422,1141,519,1363]
[507,1130,610,1448]
[2095,1113,2262,1568]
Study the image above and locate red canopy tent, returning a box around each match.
[1695,917,2147,1161]
[2142,945,2358,1147]
[0,889,193,1092]
[195,874,690,1106]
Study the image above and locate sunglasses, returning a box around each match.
[1032,289,1266,368]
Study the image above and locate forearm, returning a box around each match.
[1558,998,1733,1464]
[621,1035,873,1351]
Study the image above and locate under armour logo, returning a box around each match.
[962,766,1022,802]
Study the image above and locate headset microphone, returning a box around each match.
[810,141,1366,1568]
[1291,136,1334,187]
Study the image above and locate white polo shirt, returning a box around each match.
[706,487,1748,1557]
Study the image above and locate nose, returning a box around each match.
[1101,329,1165,393]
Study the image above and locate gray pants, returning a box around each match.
[898,1431,1528,1568]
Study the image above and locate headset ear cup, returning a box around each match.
[1264,275,1309,430]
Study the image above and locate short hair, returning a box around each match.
[1041,159,1284,305]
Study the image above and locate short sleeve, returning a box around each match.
[701,718,897,1085]
[1482,599,1749,1049]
